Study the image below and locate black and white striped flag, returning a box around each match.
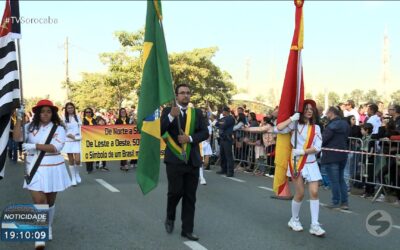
[0,0,21,179]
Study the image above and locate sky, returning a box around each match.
[16,1,400,103]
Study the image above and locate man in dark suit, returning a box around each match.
[161,83,208,241]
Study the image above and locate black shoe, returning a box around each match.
[216,171,226,175]
[164,219,174,234]
[204,166,211,170]
[181,232,199,241]
[226,173,234,177]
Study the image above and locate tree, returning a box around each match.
[363,89,382,104]
[315,91,340,107]
[169,47,236,109]
[348,89,364,106]
[390,90,400,104]
[69,72,115,110]
[69,30,235,110]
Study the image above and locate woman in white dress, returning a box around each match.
[62,102,82,186]
[14,99,71,249]
[275,99,325,237]
[199,108,213,185]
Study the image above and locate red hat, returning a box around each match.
[32,99,58,113]
[303,99,317,109]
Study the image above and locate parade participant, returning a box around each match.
[275,99,325,237]
[82,107,97,173]
[199,108,213,185]
[161,84,208,241]
[95,116,109,171]
[62,102,82,186]
[115,108,130,171]
[13,99,71,249]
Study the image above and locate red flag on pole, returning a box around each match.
[273,0,305,196]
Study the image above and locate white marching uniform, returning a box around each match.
[62,115,82,153]
[23,122,72,192]
[276,121,322,182]
[201,122,213,156]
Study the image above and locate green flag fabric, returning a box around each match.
[136,0,175,195]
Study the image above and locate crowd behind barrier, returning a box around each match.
[214,129,400,202]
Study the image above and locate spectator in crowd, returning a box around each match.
[243,112,260,172]
[83,107,97,174]
[358,104,368,124]
[388,104,400,131]
[199,108,213,184]
[321,107,350,210]
[343,100,360,125]
[366,103,381,135]
[338,102,346,112]
[233,113,248,171]
[359,123,375,198]
[377,101,384,113]
[242,116,276,176]
[216,106,235,177]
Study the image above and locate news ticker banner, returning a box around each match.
[81,125,165,162]
[1,204,49,242]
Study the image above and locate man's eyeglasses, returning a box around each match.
[178,92,191,96]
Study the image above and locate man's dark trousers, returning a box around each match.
[166,163,199,233]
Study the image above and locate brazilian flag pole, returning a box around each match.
[136,0,175,195]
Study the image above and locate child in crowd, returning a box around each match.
[360,123,375,198]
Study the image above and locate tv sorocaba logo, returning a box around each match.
[366,210,392,237]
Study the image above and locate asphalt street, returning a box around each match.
[0,159,399,250]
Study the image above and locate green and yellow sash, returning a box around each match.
[162,107,196,162]
[288,124,315,178]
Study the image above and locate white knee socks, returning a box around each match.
[75,165,81,184]
[69,165,76,185]
[48,205,55,240]
[291,200,302,220]
[199,166,205,180]
[310,199,320,225]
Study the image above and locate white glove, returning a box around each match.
[22,143,36,152]
[16,106,25,121]
[292,148,305,157]
[290,113,300,122]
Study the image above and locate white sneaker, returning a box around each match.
[288,218,303,232]
[76,173,81,184]
[35,241,45,249]
[200,178,207,185]
[375,194,385,202]
[48,226,52,241]
[309,224,326,237]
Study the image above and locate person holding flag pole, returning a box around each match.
[136,0,207,241]
[273,0,325,237]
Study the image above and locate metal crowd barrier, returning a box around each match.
[216,129,400,201]
[232,130,276,175]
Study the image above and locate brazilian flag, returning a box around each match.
[136,0,175,194]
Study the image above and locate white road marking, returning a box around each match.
[95,179,120,192]
[392,225,400,230]
[184,241,208,250]
[258,186,274,192]
[222,176,245,183]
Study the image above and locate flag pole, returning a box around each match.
[293,49,302,177]
[158,17,187,164]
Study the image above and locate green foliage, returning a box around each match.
[390,90,400,104]
[363,89,382,104]
[67,29,235,110]
[169,47,236,109]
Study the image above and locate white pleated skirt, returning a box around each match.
[62,141,81,154]
[286,162,322,182]
[201,141,213,156]
[23,163,72,193]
